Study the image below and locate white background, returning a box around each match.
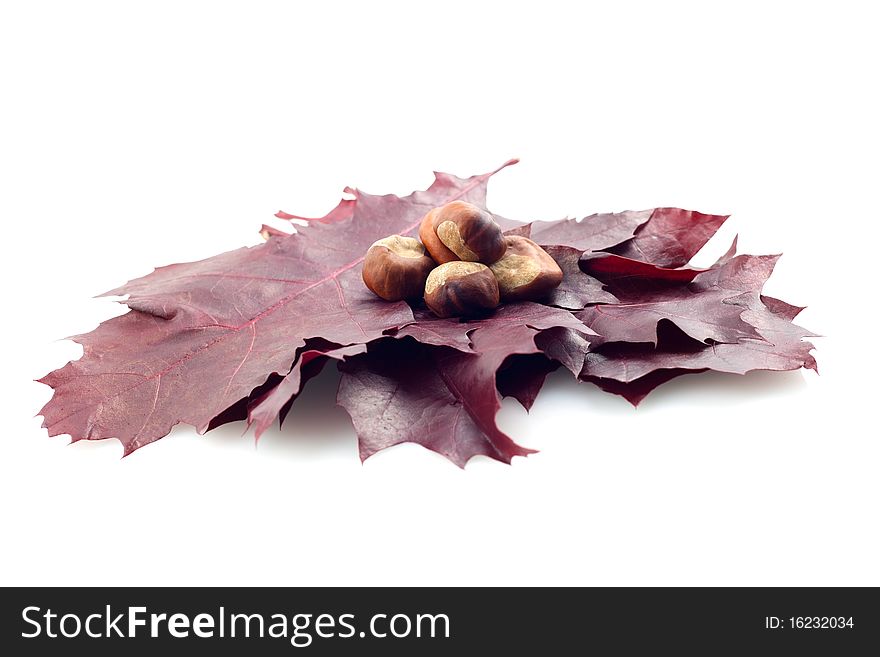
[2,1,877,586]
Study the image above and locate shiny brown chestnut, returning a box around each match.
[489,235,563,301]
[423,262,500,318]
[362,235,436,301]
[418,201,507,265]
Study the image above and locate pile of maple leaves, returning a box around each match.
[39,161,817,466]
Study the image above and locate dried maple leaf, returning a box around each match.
[337,303,590,466]
[608,207,729,267]
[493,241,818,410]
[580,314,817,405]
[576,235,790,347]
[39,161,521,454]
[579,254,818,403]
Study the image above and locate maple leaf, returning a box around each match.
[337,303,590,466]
[497,245,818,410]
[580,312,817,405]
[608,207,729,267]
[579,254,818,404]
[576,244,793,347]
[38,161,520,454]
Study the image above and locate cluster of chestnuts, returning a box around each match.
[362,201,563,318]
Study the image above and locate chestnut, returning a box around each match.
[362,235,436,301]
[423,262,500,318]
[418,201,507,265]
[489,236,563,301]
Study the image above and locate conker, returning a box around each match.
[423,261,500,318]
[418,201,507,265]
[362,235,436,301]
[489,236,563,301]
